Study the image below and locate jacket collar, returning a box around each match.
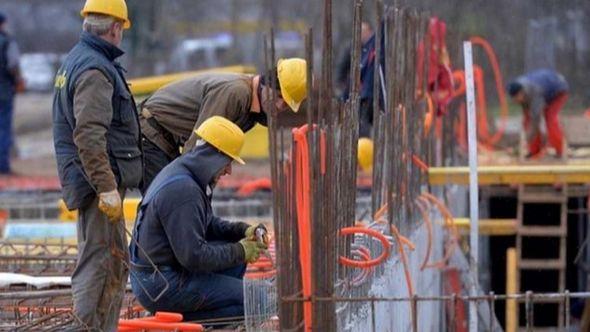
[80,31,124,61]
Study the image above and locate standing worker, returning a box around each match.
[0,12,24,174]
[130,116,267,321]
[52,0,141,330]
[507,69,569,158]
[139,58,307,193]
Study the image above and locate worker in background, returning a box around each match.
[52,0,141,330]
[507,69,569,158]
[130,116,267,321]
[139,58,307,193]
[416,17,454,117]
[337,21,377,138]
[0,12,24,174]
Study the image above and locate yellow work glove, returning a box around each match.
[239,239,266,263]
[245,223,267,242]
[98,189,123,223]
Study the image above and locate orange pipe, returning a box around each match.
[292,126,313,331]
[339,227,391,268]
[469,36,509,146]
[415,197,433,271]
[236,178,272,197]
[118,320,203,331]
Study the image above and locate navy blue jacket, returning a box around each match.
[516,69,569,104]
[53,32,142,209]
[0,31,16,101]
[130,143,248,273]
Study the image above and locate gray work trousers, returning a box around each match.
[71,192,129,331]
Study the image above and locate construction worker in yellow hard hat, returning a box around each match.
[139,58,308,194]
[52,0,136,330]
[130,116,268,321]
[358,137,374,173]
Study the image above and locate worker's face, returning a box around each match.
[361,22,373,44]
[512,90,526,104]
[109,21,124,47]
[261,86,290,115]
[211,162,233,188]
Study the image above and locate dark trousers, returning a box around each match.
[141,136,175,195]
[72,192,129,331]
[131,263,247,321]
[0,97,14,173]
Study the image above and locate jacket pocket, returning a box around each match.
[117,91,138,124]
[111,146,143,189]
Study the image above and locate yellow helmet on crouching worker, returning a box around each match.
[195,116,246,165]
[357,138,374,172]
[81,0,131,29]
[277,58,307,112]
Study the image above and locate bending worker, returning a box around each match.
[139,58,307,193]
[507,69,569,158]
[130,116,267,321]
[52,0,140,330]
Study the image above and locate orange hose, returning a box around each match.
[292,126,313,331]
[236,178,272,197]
[339,227,391,268]
[469,36,509,146]
[118,320,203,331]
[415,197,433,271]
[421,192,460,269]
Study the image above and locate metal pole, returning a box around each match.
[463,41,480,332]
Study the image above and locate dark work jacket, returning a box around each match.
[130,143,249,273]
[516,69,569,104]
[0,32,15,101]
[52,32,142,209]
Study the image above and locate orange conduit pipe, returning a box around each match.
[236,178,272,197]
[118,312,203,331]
[421,192,460,269]
[415,197,433,271]
[469,36,509,146]
[339,227,391,268]
[292,125,313,331]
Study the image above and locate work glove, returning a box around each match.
[245,223,268,242]
[239,239,266,263]
[98,189,123,223]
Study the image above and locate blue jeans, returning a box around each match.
[131,263,247,321]
[0,98,13,173]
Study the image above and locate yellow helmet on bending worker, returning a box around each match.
[80,0,131,29]
[277,58,307,112]
[195,116,246,165]
[358,138,374,173]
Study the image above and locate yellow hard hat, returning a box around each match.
[357,138,374,172]
[195,116,246,165]
[81,0,131,29]
[277,58,307,112]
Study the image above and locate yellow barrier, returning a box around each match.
[128,65,256,96]
[429,165,590,185]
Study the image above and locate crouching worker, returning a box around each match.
[129,116,267,321]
